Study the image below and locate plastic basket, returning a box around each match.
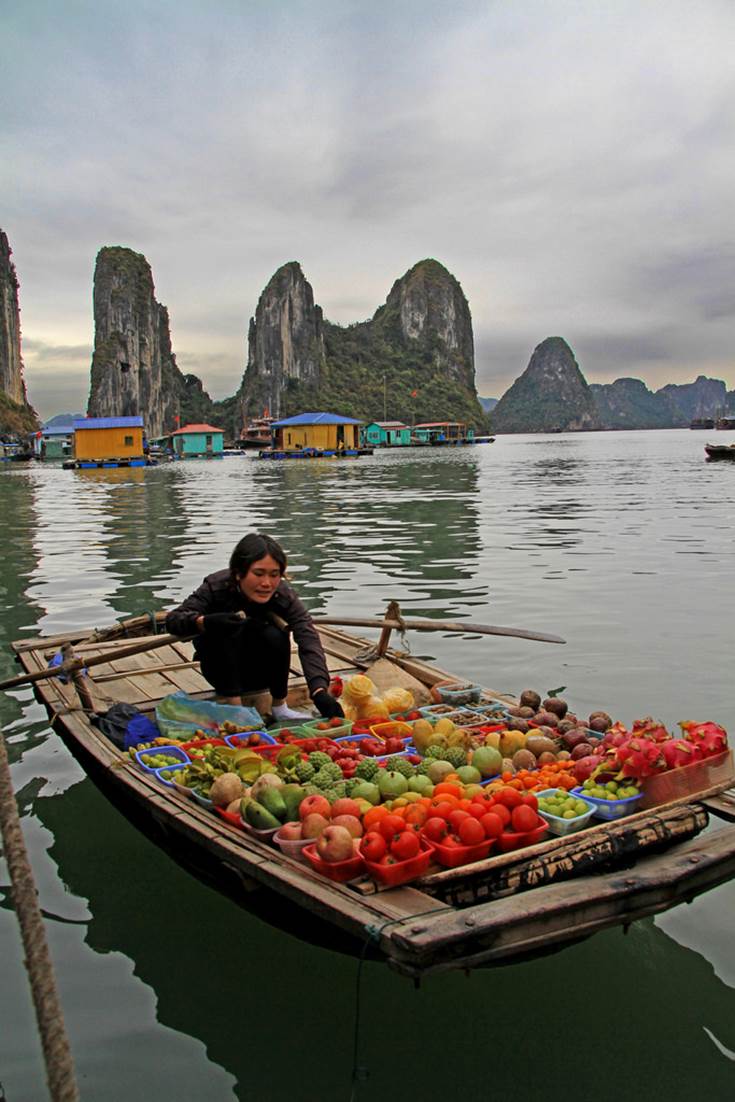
[302,844,365,882]
[135,745,190,773]
[299,717,353,739]
[369,721,414,742]
[423,834,495,868]
[418,703,458,718]
[214,806,245,829]
[496,816,549,852]
[241,819,280,841]
[571,785,643,820]
[431,680,483,706]
[180,737,226,753]
[536,788,597,835]
[154,763,189,788]
[223,730,277,749]
[190,788,215,810]
[273,826,313,861]
[335,733,412,760]
[471,701,512,718]
[360,836,434,886]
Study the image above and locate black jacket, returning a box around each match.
[165,570,330,696]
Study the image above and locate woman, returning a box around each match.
[165,533,344,723]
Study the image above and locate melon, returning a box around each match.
[470,745,503,778]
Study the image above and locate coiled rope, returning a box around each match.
[0,727,79,1101]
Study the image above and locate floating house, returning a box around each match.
[33,413,83,459]
[72,416,146,467]
[262,412,367,459]
[361,421,412,447]
[169,423,225,458]
[412,421,475,445]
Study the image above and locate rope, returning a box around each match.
[0,727,79,1101]
[349,905,454,1100]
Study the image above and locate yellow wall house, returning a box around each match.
[73,416,145,461]
[270,412,361,452]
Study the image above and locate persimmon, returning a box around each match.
[433,782,462,800]
[363,806,389,831]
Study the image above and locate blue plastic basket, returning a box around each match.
[135,745,190,773]
[223,730,277,748]
[570,785,643,820]
[154,762,189,788]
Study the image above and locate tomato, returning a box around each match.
[404,805,428,827]
[406,711,422,721]
[468,801,488,820]
[361,831,387,862]
[511,805,538,833]
[390,831,420,861]
[423,816,449,842]
[379,813,408,841]
[480,812,504,839]
[487,802,511,827]
[458,817,486,846]
[329,717,344,728]
[448,809,471,833]
[520,792,538,812]
[495,787,523,809]
[362,806,389,831]
[429,800,455,820]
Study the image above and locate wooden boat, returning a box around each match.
[9,615,735,978]
[705,443,735,461]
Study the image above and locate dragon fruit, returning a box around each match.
[630,717,671,743]
[612,736,667,779]
[678,721,728,758]
[661,739,702,770]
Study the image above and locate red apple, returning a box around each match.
[331,797,362,820]
[299,794,331,821]
[278,822,303,841]
[331,814,363,838]
[316,825,355,863]
[301,812,330,839]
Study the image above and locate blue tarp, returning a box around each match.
[73,416,144,430]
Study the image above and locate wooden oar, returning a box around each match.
[312,616,566,645]
[1,614,564,694]
[0,633,195,693]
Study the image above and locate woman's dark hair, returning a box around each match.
[229,533,287,583]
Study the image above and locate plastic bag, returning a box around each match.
[94,703,158,750]
[155,691,263,741]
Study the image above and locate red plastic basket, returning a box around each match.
[496,817,549,852]
[302,844,365,882]
[360,836,434,886]
[423,835,496,868]
[180,737,226,752]
[214,806,245,829]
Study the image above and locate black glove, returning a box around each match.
[313,690,345,719]
[202,612,244,636]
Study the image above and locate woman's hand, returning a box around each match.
[202,612,245,636]
[313,689,345,719]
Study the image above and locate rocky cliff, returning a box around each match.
[591,374,731,429]
[236,258,485,433]
[87,246,197,437]
[237,262,325,423]
[0,230,38,435]
[490,337,600,433]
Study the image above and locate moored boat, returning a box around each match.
[704,443,735,461]
[8,614,735,978]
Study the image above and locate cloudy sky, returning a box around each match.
[4,0,734,419]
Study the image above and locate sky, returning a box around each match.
[3,0,734,420]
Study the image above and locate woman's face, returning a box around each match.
[237,554,283,603]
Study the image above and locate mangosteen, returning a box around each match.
[563,729,591,750]
[588,713,612,733]
[557,719,575,735]
[505,705,522,717]
[542,697,568,719]
[570,742,594,760]
[506,717,530,733]
[519,689,542,712]
[517,705,536,719]
[532,710,559,728]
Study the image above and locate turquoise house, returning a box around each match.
[170,423,224,458]
[362,421,412,447]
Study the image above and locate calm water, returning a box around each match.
[1,430,735,1101]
